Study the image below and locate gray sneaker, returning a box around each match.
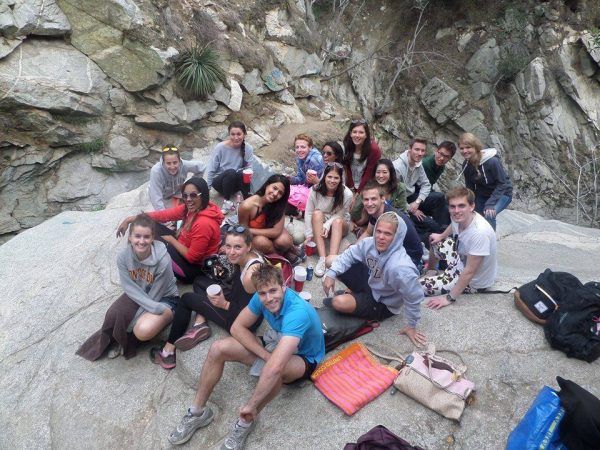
[168,407,214,445]
[220,420,255,450]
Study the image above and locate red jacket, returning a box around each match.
[344,140,382,192]
[148,202,224,264]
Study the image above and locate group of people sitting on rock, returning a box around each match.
[76,118,513,449]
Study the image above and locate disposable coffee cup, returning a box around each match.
[242,168,253,184]
[306,169,317,178]
[299,291,312,302]
[305,241,317,256]
[206,284,222,296]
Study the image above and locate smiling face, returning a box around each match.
[362,187,384,216]
[350,125,367,148]
[374,220,396,252]
[228,127,245,148]
[264,181,285,203]
[163,153,181,176]
[129,224,153,260]
[295,139,310,160]
[256,281,285,314]
[448,195,475,225]
[408,141,427,165]
[224,234,251,265]
[324,170,341,193]
[182,184,202,212]
[434,147,453,167]
[459,143,476,161]
[375,164,390,185]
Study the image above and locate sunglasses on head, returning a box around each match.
[162,146,179,153]
[227,225,247,234]
[182,192,199,199]
[351,118,368,125]
[327,162,344,169]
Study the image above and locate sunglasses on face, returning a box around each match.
[182,192,199,199]
[162,146,179,153]
[227,225,247,234]
[323,151,334,156]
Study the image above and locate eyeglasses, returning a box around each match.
[351,118,368,125]
[327,162,344,169]
[436,150,452,160]
[162,146,179,153]
[182,192,199,199]
[227,225,247,234]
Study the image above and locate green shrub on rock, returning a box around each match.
[175,44,226,98]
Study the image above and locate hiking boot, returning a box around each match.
[168,407,214,445]
[220,420,256,450]
[221,200,235,215]
[150,347,176,370]
[314,257,326,278]
[174,322,211,351]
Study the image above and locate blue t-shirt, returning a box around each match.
[248,288,325,364]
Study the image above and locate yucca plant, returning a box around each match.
[175,44,226,98]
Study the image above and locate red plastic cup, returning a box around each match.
[242,168,253,184]
[305,241,317,256]
[294,280,305,292]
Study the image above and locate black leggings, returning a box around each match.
[167,278,262,344]
[154,223,203,284]
[212,169,250,200]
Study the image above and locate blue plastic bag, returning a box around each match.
[506,386,566,450]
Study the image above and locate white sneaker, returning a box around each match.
[315,257,326,278]
[221,200,234,214]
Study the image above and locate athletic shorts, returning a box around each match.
[351,290,395,322]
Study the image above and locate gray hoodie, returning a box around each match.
[148,157,206,210]
[116,241,179,328]
[392,150,431,201]
[325,212,424,327]
[205,141,254,188]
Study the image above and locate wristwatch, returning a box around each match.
[445,293,456,303]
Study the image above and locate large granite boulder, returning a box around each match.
[1,197,599,449]
[0,39,111,116]
[0,0,70,38]
[264,41,321,78]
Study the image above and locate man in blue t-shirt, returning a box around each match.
[168,264,324,449]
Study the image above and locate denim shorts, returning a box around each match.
[159,296,179,312]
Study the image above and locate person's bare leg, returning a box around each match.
[311,210,327,257]
[253,235,275,254]
[331,293,357,314]
[252,355,306,416]
[328,218,349,256]
[133,309,173,341]
[192,337,258,408]
[273,231,293,253]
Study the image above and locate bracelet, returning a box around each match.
[445,293,456,303]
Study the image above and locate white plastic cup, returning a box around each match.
[242,168,253,184]
[306,169,317,178]
[299,291,312,302]
[206,284,222,296]
[293,266,307,282]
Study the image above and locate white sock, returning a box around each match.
[189,405,204,416]
[237,418,252,428]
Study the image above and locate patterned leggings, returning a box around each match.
[420,237,478,296]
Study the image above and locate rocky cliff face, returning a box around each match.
[1,0,599,241]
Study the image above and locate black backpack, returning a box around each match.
[557,376,600,450]
[514,269,583,325]
[344,425,425,450]
[543,282,600,362]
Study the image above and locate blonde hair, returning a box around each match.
[459,133,484,169]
